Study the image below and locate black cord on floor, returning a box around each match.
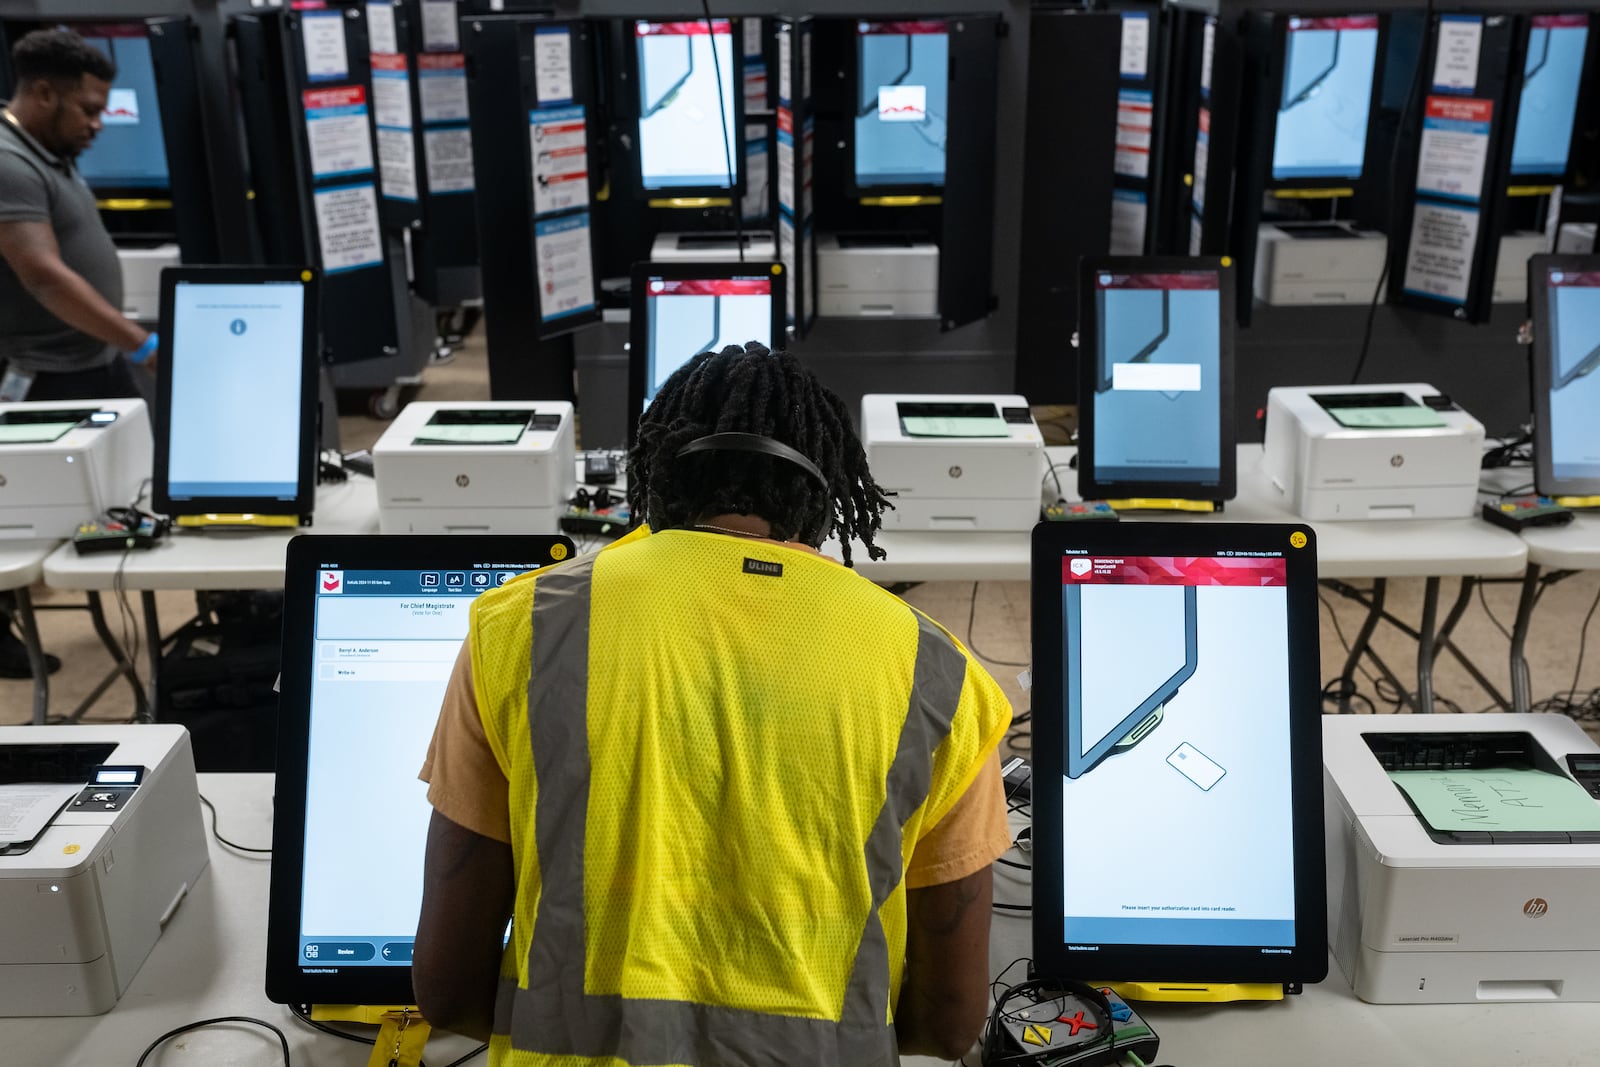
[1477,581,1513,642]
[135,1016,290,1066]
[199,793,272,855]
[967,583,1029,668]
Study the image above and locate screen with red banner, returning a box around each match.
[643,275,775,410]
[1058,551,1296,949]
[855,19,948,188]
[636,19,738,190]
[1273,14,1380,181]
[1513,15,1588,176]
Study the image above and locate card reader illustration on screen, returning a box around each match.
[1064,584,1198,778]
[1095,287,1170,394]
[1280,28,1341,112]
[1551,284,1600,390]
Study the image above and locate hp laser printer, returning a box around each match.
[0,399,152,539]
[373,401,577,534]
[861,394,1044,531]
[1262,384,1483,519]
[0,724,208,1016]
[1324,714,1600,1003]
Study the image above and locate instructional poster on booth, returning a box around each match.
[303,87,374,179]
[418,53,469,124]
[420,0,459,52]
[366,2,398,56]
[1115,90,1153,178]
[1120,13,1150,78]
[370,54,412,131]
[1432,15,1482,92]
[533,27,574,105]
[534,212,596,323]
[301,10,348,82]
[424,126,474,193]
[314,182,384,273]
[1416,96,1492,201]
[1403,199,1479,304]
[376,128,418,201]
[528,106,588,217]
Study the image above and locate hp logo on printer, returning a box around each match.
[456,474,470,487]
[1524,898,1549,918]
[1390,455,1405,468]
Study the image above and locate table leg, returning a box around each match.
[1338,578,1387,711]
[85,591,150,720]
[13,587,48,725]
[1509,565,1542,714]
[141,591,161,721]
[1415,577,1441,714]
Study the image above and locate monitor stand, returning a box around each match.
[1107,981,1287,1003]
[1104,499,1224,513]
[174,514,303,529]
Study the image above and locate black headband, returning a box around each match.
[675,432,828,489]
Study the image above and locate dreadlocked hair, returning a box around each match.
[626,342,893,567]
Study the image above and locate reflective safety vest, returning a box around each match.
[468,529,1010,1067]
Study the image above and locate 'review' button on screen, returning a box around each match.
[305,942,376,961]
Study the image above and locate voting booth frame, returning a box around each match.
[0,15,232,264]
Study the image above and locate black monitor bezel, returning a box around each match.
[1077,255,1237,502]
[627,260,786,445]
[152,265,320,520]
[1030,520,1328,985]
[1264,12,1388,191]
[630,17,748,199]
[1530,253,1600,496]
[265,533,577,1008]
[846,16,951,198]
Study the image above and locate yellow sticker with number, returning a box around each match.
[1289,531,1307,549]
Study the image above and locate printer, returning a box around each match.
[817,233,939,318]
[1253,223,1388,306]
[0,398,152,539]
[1492,231,1552,305]
[0,724,209,1016]
[373,400,577,534]
[116,242,181,323]
[861,394,1044,531]
[1262,383,1483,520]
[649,231,779,264]
[1324,714,1600,1003]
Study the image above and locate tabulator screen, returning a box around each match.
[76,29,170,190]
[642,276,773,411]
[1545,268,1600,482]
[1057,553,1296,949]
[296,564,530,970]
[635,20,738,190]
[1511,15,1589,176]
[1091,270,1222,487]
[1271,15,1379,181]
[854,20,948,189]
[166,281,305,500]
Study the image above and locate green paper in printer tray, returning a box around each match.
[1388,768,1600,833]
[1327,406,1448,430]
[900,416,1010,438]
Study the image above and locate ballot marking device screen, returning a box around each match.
[627,264,785,440]
[1030,523,1326,984]
[1533,262,1600,495]
[1511,15,1590,176]
[1272,15,1380,182]
[635,20,740,191]
[164,281,305,500]
[1079,261,1235,500]
[76,27,171,191]
[854,20,949,190]
[266,535,573,1005]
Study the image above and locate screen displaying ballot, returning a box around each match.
[1056,553,1297,948]
[1545,268,1600,482]
[165,281,306,500]
[854,20,949,189]
[640,274,774,411]
[635,20,739,191]
[76,28,171,190]
[1511,15,1590,176]
[1272,15,1379,181]
[295,562,530,970]
[1091,269,1222,487]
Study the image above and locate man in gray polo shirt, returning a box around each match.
[0,29,158,676]
[0,28,156,402]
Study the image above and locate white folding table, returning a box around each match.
[0,539,61,724]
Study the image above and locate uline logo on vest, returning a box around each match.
[743,558,783,578]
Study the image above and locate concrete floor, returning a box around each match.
[4,332,1600,739]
